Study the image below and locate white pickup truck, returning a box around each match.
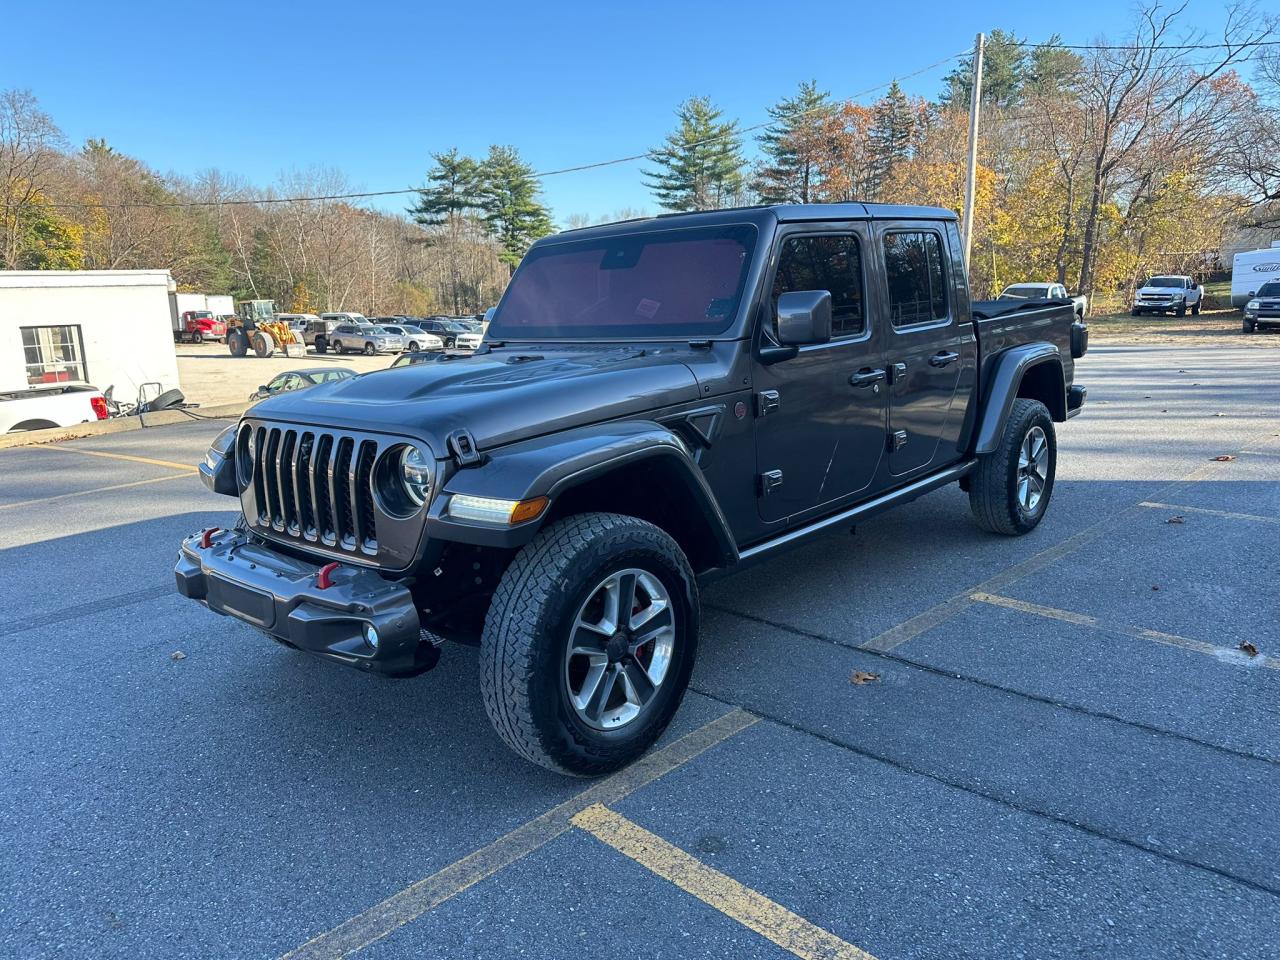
[998,282,1087,319]
[0,385,108,433]
[1132,275,1202,316]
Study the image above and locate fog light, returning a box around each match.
[363,623,380,650]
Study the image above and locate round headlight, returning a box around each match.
[400,446,432,505]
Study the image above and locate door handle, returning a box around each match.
[929,351,960,368]
[849,368,886,388]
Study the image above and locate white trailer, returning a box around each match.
[1230,242,1280,307]
[0,269,181,405]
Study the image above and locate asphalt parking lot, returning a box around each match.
[4,341,1279,960]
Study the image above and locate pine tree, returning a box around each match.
[940,29,1029,108]
[867,82,915,199]
[476,144,555,271]
[644,97,745,212]
[408,149,481,230]
[754,80,834,203]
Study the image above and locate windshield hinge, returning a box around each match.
[687,339,713,349]
[447,429,484,467]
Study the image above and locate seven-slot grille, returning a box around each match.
[242,423,380,555]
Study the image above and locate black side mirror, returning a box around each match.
[258,385,268,394]
[1249,290,1256,297]
[776,290,833,346]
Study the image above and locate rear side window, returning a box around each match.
[772,234,865,338]
[884,231,948,326]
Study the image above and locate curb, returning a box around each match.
[0,402,250,451]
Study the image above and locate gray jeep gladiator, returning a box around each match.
[177,203,1088,775]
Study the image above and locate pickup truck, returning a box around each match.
[998,282,1087,319]
[1132,275,1202,316]
[176,203,1088,775]
[1,385,109,433]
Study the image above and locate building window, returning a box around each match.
[22,325,88,387]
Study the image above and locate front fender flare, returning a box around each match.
[974,344,1065,456]
[425,420,738,563]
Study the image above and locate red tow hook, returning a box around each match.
[316,562,341,590]
[199,527,222,549]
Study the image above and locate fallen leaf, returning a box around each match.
[1210,455,1236,462]
[1166,516,1186,524]
[1151,585,1161,591]
[850,671,880,685]
[171,650,186,661]
[1239,642,1259,657]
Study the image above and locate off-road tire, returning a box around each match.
[228,330,249,357]
[252,333,274,358]
[969,398,1056,536]
[314,336,327,354]
[480,512,699,776]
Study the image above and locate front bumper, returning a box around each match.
[175,529,435,676]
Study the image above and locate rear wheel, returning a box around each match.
[228,330,249,357]
[314,336,327,354]
[969,398,1056,536]
[1191,300,1201,316]
[480,512,698,776]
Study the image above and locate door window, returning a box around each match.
[771,234,865,338]
[883,231,948,326]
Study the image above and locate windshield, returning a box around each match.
[1001,285,1049,298]
[1145,277,1184,288]
[490,224,758,340]
[1257,282,1280,297]
[366,326,390,335]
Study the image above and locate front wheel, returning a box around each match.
[1131,308,1142,317]
[480,513,699,776]
[363,342,376,355]
[332,340,344,354]
[192,331,203,344]
[1244,319,1257,334]
[969,398,1056,536]
[1175,301,1187,317]
[407,341,419,352]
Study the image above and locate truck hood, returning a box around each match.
[247,345,701,455]
[1137,286,1184,297]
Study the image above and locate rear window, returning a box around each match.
[490,224,758,339]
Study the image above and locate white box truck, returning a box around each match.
[1231,242,1280,308]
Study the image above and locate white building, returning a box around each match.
[0,269,181,404]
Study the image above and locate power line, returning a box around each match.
[44,50,970,211]
[1011,39,1280,51]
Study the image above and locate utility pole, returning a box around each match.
[962,32,985,268]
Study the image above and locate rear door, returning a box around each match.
[753,223,887,523]
[875,222,976,478]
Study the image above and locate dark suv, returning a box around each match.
[179,203,1087,775]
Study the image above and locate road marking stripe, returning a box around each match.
[970,592,1280,670]
[31,444,195,471]
[860,428,1280,653]
[572,804,878,960]
[279,708,758,960]
[0,471,197,512]
[1138,501,1280,525]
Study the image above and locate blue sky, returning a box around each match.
[2,0,1246,224]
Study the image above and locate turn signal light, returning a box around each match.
[90,396,108,420]
[448,494,549,526]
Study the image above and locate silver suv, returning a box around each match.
[328,324,405,355]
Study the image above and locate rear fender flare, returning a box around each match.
[974,344,1065,456]
[426,420,739,565]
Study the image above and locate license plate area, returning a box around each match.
[206,578,276,628]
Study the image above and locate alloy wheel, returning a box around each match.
[1017,425,1049,512]
[564,568,675,731]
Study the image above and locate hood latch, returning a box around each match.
[447,428,485,467]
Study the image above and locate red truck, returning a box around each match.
[173,310,227,344]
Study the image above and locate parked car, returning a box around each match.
[998,282,1087,319]
[1,385,108,433]
[1132,275,1202,316]
[371,322,445,352]
[302,317,339,353]
[1242,281,1280,333]
[248,367,357,402]
[328,324,404,355]
[180,202,1088,775]
[414,317,474,349]
[389,351,440,368]
[320,311,368,326]
[275,313,320,337]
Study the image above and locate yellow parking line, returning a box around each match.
[572,804,878,960]
[1138,501,1280,525]
[279,708,758,960]
[32,444,194,472]
[0,471,197,511]
[970,592,1280,670]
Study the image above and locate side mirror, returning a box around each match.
[258,385,268,394]
[1249,290,1256,297]
[776,290,832,346]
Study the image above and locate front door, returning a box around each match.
[754,226,887,523]
[877,225,975,477]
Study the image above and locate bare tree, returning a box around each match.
[0,89,66,267]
